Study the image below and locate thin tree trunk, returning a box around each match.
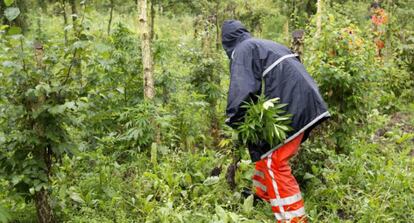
[33,43,56,223]
[69,0,77,25]
[69,0,79,40]
[107,0,114,35]
[150,0,155,40]
[315,0,323,38]
[283,20,289,45]
[20,37,26,72]
[36,10,43,41]
[200,14,220,146]
[69,0,82,85]
[34,147,54,223]
[139,0,160,144]
[139,0,155,100]
[209,14,221,145]
[62,0,68,46]
[69,0,80,39]
[290,0,296,31]
[193,15,201,39]
[201,20,211,54]
[35,189,55,223]
[34,42,44,69]
[215,1,220,50]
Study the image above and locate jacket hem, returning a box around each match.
[260,111,330,160]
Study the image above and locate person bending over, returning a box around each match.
[221,20,330,223]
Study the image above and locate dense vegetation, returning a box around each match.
[0,0,413,222]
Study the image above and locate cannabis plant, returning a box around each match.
[236,95,292,147]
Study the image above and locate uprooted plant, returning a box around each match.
[236,95,293,148]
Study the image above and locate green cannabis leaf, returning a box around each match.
[236,95,292,147]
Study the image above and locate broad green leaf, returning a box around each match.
[35,83,52,96]
[2,61,17,68]
[303,172,315,180]
[7,26,21,35]
[64,101,76,110]
[4,7,20,21]
[396,133,414,144]
[243,194,253,215]
[116,87,124,94]
[146,194,154,202]
[0,24,8,31]
[73,40,87,49]
[63,24,73,31]
[4,0,14,6]
[215,205,227,219]
[48,105,66,115]
[203,176,219,186]
[11,175,23,185]
[70,192,85,204]
[228,212,239,222]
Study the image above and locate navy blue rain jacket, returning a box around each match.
[222,20,330,161]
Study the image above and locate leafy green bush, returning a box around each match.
[163,91,211,150]
[304,4,379,152]
[0,26,88,220]
[306,16,376,121]
[115,102,156,151]
[50,148,274,222]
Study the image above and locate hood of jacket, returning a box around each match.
[221,20,251,59]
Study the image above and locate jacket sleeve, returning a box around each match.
[226,52,261,129]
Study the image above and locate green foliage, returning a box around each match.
[237,95,292,147]
[115,103,156,151]
[306,9,376,121]
[295,108,414,222]
[0,205,11,223]
[234,0,273,33]
[0,1,413,222]
[48,147,273,222]
[385,3,414,99]
[106,23,143,102]
[0,33,85,198]
[163,91,211,150]
[3,0,14,7]
[4,7,19,21]
[303,4,378,151]
[189,50,223,106]
[75,22,144,152]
